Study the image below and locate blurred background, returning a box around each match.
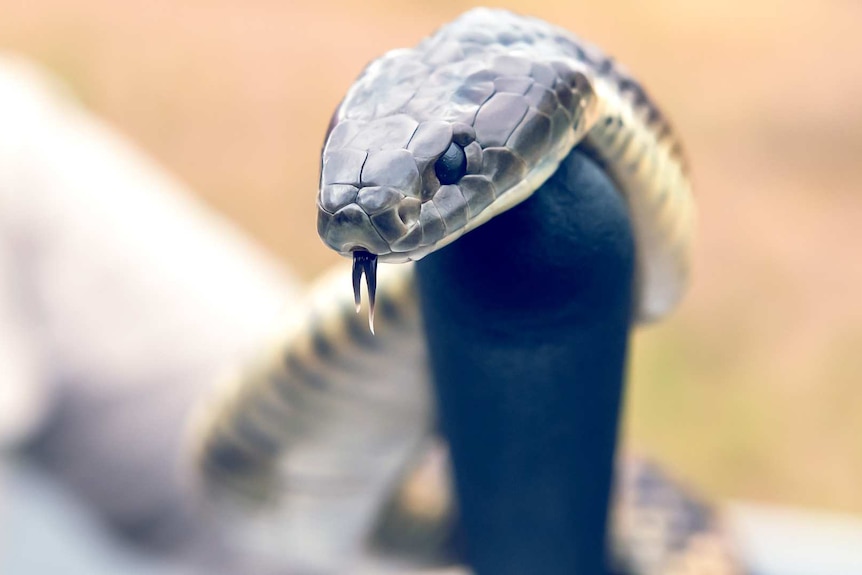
[2,0,861,566]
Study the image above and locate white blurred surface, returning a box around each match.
[0,461,199,575]
[0,54,298,450]
[729,502,862,575]
[0,54,299,572]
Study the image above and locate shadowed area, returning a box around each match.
[416,149,633,574]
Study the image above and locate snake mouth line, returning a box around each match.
[351,250,378,334]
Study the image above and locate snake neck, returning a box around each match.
[415,148,635,575]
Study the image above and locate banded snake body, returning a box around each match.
[193,9,743,574]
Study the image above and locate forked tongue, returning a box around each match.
[351,250,378,334]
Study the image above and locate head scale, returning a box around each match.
[317,8,596,263]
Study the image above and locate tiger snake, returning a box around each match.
[192,8,743,574]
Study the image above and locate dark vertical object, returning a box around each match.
[416,149,635,575]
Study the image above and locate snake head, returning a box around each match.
[317,115,487,261]
[316,8,598,263]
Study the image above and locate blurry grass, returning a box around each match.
[627,318,862,512]
[2,0,862,514]
[626,323,771,500]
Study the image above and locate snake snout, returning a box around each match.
[317,189,427,256]
[317,201,390,255]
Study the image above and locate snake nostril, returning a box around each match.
[397,198,421,228]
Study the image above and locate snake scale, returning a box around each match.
[192,9,743,574]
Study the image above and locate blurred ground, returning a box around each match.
[2,0,860,513]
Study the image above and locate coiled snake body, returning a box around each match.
[193,9,741,574]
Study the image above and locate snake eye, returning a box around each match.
[434,142,467,185]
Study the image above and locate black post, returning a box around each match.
[415,150,635,575]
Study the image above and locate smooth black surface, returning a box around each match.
[416,149,635,575]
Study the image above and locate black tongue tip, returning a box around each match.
[351,250,378,334]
